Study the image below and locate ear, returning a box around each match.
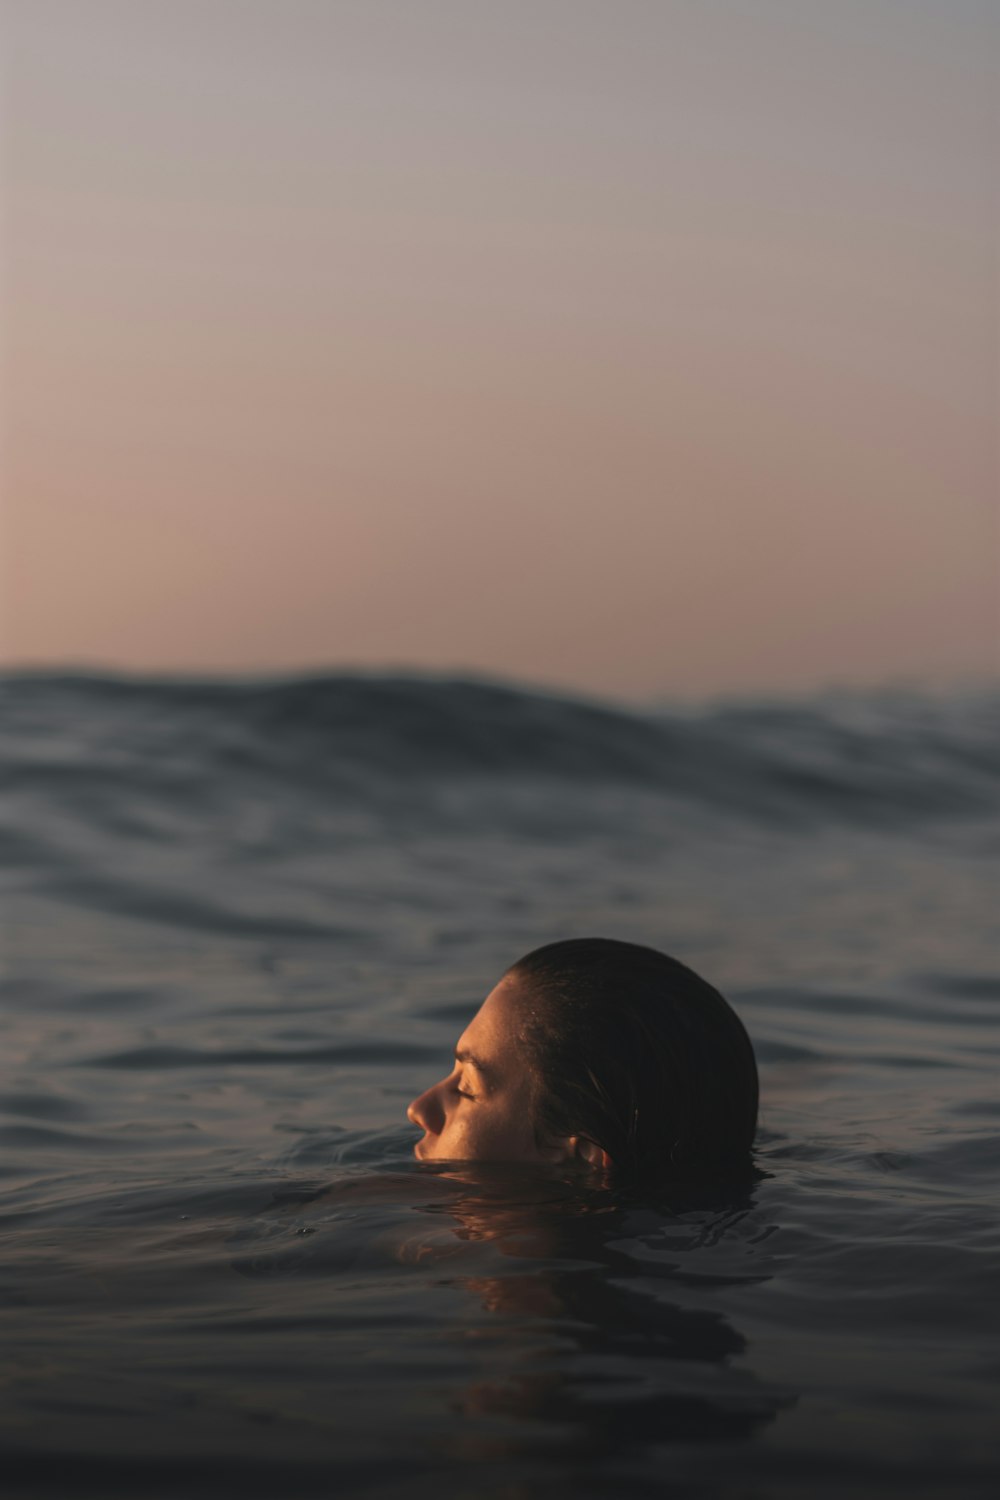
[568,1136,613,1172]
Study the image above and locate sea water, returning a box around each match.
[1,672,998,1499]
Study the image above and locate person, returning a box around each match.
[407,937,758,1181]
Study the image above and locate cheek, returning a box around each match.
[457,1103,540,1162]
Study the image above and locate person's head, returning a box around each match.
[407,938,758,1182]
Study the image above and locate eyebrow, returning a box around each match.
[454,1048,495,1082]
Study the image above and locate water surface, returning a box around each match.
[2,673,998,1498]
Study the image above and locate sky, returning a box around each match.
[3,0,997,700]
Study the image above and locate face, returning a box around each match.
[407,976,553,1164]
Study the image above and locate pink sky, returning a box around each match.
[4,0,997,699]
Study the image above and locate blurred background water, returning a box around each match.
[1,671,998,1499]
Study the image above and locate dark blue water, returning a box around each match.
[2,672,998,1499]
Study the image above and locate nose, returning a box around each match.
[407,1080,446,1136]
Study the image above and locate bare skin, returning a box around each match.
[407,974,610,1170]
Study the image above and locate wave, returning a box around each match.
[2,670,997,830]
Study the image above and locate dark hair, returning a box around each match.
[507,938,758,1182]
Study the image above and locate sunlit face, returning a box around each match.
[407,976,555,1163]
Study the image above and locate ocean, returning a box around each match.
[1,670,998,1498]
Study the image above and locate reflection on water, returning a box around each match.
[435,1172,788,1468]
[451,1283,781,1460]
[240,1166,791,1484]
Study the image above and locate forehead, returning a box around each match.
[458,976,528,1064]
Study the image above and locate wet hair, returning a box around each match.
[507,938,758,1182]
